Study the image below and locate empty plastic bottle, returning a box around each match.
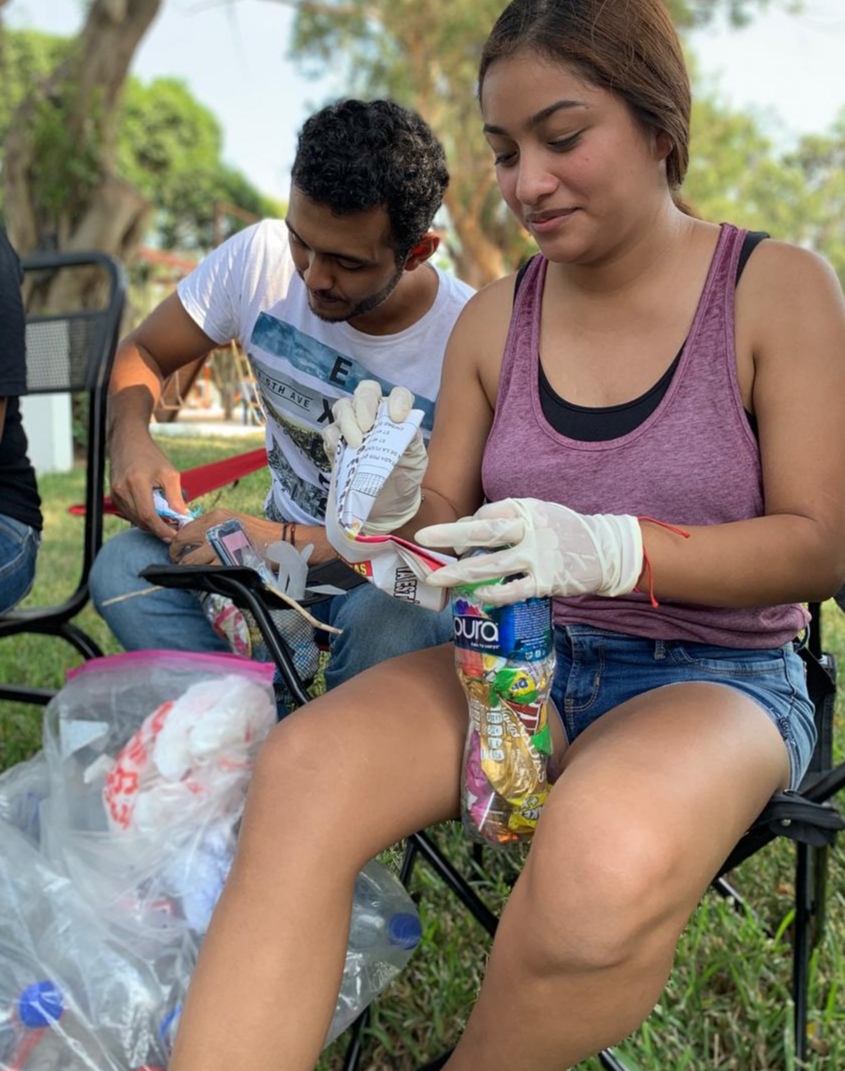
[451,553,556,846]
[324,859,422,1047]
[1,980,64,1071]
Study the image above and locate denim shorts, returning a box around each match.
[549,625,816,790]
[0,513,40,615]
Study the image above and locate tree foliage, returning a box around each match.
[682,84,845,287]
[273,0,829,287]
[1,0,164,264]
[0,2,278,267]
[781,113,845,282]
[0,27,66,136]
[117,77,282,251]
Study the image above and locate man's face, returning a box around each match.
[285,187,405,324]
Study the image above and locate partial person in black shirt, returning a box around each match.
[0,228,42,614]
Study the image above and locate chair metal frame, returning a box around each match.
[141,564,845,1070]
[0,250,127,705]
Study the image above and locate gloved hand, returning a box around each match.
[322,380,428,535]
[416,498,643,605]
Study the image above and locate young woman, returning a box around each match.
[169,2,845,1069]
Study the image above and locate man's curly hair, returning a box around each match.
[291,99,449,263]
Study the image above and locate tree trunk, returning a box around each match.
[3,0,163,271]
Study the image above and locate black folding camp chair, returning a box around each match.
[0,250,127,705]
[140,562,845,1070]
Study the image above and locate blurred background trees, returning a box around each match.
[282,0,844,288]
[0,0,279,265]
[0,0,842,293]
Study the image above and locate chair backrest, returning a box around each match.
[22,250,127,599]
[0,251,126,701]
[24,255,123,395]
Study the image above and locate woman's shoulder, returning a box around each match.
[734,233,845,376]
[734,234,844,335]
[453,272,520,329]
[446,273,519,364]
[739,234,840,294]
[442,272,522,401]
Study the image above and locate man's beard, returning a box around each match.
[307,263,405,323]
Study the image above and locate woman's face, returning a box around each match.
[480,51,671,265]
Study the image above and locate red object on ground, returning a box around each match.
[69,446,268,518]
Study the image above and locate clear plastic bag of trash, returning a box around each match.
[38,651,278,946]
[0,649,422,1067]
[0,817,187,1071]
[0,650,276,1071]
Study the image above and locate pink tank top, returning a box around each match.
[481,223,809,648]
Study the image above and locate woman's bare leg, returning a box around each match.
[445,682,790,1071]
[169,643,466,1071]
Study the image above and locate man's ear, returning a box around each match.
[402,231,440,271]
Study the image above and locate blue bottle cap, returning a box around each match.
[387,911,422,950]
[18,980,64,1028]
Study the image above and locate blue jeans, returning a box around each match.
[89,528,452,692]
[0,513,39,615]
[550,625,816,790]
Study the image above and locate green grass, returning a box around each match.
[1,440,844,1070]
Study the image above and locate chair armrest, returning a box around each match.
[718,791,845,876]
[141,563,286,603]
[140,564,316,706]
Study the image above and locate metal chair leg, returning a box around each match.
[407,830,499,938]
[341,1007,371,1071]
[792,838,835,1064]
[598,1048,635,1071]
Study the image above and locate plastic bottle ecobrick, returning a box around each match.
[0,980,64,1071]
[451,563,556,846]
[147,860,421,1057]
[325,859,422,1047]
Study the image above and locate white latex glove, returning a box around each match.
[416,498,643,605]
[323,380,414,453]
[322,380,428,535]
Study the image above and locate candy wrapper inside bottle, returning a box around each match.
[452,568,556,846]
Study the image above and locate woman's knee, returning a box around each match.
[245,705,382,857]
[515,818,693,976]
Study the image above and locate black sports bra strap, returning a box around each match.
[513,256,536,302]
[736,230,769,283]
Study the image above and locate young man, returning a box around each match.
[90,99,473,693]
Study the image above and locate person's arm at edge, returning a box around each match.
[0,231,24,455]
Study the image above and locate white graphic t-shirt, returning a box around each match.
[178,220,474,525]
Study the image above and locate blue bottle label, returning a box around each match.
[452,594,552,663]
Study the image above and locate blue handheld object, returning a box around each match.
[387,912,422,951]
[152,488,198,528]
[18,980,64,1028]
